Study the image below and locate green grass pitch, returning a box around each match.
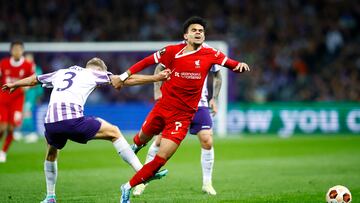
[0,135,359,202]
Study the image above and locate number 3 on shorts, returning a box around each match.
[175,121,182,131]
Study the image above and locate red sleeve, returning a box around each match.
[153,46,174,68]
[128,54,156,74]
[212,50,240,70]
[128,45,174,74]
[224,58,240,69]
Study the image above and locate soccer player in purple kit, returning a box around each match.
[2,57,171,203]
[133,63,221,196]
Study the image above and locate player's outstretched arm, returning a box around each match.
[110,69,170,87]
[2,74,39,93]
[222,57,250,73]
[123,68,171,86]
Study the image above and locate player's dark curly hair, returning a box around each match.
[183,16,207,34]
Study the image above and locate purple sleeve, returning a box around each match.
[92,70,110,85]
[37,71,58,84]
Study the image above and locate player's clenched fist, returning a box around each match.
[155,68,171,81]
[232,62,250,73]
[110,75,125,90]
[2,83,17,93]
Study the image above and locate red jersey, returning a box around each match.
[129,42,240,112]
[0,57,34,101]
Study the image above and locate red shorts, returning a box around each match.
[141,102,195,145]
[0,96,24,127]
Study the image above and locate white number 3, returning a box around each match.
[175,121,182,131]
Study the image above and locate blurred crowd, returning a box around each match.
[1,0,359,102]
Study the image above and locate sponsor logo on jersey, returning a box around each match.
[174,71,201,79]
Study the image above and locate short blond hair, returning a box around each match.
[86,57,107,71]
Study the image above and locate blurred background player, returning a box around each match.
[0,41,34,163]
[20,53,44,143]
[2,57,171,203]
[133,63,222,196]
[111,16,249,203]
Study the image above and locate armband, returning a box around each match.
[119,72,129,81]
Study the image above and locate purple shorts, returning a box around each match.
[44,116,101,149]
[189,107,213,135]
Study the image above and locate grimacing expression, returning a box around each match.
[11,44,24,60]
[184,24,205,46]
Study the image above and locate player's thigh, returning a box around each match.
[197,129,214,149]
[141,110,165,137]
[93,118,122,141]
[10,96,24,127]
[157,137,180,160]
[189,107,213,135]
[162,117,192,145]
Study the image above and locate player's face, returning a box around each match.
[10,44,24,60]
[184,24,205,46]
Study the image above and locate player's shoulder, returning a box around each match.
[22,60,33,68]
[201,43,225,58]
[0,57,10,65]
[53,66,81,75]
[68,65,85,71]
[202,43,220,53]
[164,42,186,52]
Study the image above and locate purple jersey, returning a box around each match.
[37,66,110,123]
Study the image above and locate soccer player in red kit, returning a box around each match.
[111,16,250,202]
[0,41,34,163]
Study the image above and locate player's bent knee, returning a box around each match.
[200,135,213,149]
[202,141,213,150]
[46,146,58,161]
[108,125,122,141]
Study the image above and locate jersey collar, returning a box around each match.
[10,56,25,67]
[175,44,203,58]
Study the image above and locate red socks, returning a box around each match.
[133,132,152,146]
[133,133,144,146]
[2,132,14,152]
[129,155,167,187]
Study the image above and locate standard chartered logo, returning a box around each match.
[227,108,360,135]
